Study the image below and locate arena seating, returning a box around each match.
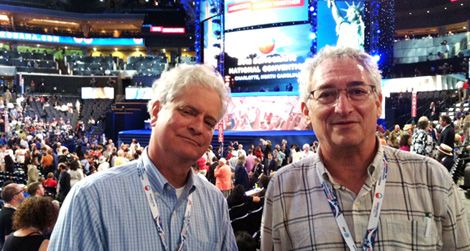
[125,55,167,77]
[65,55,116,76]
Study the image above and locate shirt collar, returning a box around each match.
[316,137,385,185]
[141,148,197,196]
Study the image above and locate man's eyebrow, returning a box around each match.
[348,81,367,86]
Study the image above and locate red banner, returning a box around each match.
[217,121,224,143]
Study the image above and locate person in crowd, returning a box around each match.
[68,159,84,187]
[42,172,58,197]
[261,46,470,250]
[251,157,266,187]
[56,163,70,203]
[40,148,54,176]
[227,184,261,208]
[26,158,40,185]
[215,158,233,198]
[398,133,411,151]
[206,156,218,185]
[2,197,59,251]
[26,182,45,197]
[411,116,433,156]
[234,155,250,191]
[298,143,313,160]
[3,155,15,173]
[235,231,257,251]
[439,114,456,151]
[49,64,237,250]
[245,149,255,174]
[0,183,25,248]
[437,143,455,172]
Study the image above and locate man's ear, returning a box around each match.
[301,102,309,118]
[149,101,162,127]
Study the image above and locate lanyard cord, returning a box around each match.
[316,156,389,251]
[138,163,193,251]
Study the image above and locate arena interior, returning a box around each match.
[0,0,468,250]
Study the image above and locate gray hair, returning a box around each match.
[417,116,430,129]
[147,64,230,119]
[298,46,382,104]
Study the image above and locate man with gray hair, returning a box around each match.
[50,65,237,250]
[261,46,470,250]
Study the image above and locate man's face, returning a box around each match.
[150,85,222,162]
[301,57,382,151]
[37,185,45,197]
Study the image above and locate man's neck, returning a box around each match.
[4,203,17,210]
[319,142,378,194]
[147,149,192,188]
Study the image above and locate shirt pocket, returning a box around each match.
[384,218,441,250]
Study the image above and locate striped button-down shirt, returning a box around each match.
[49,149,237,251]
[261,145,470,250]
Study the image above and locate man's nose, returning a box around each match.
[334,91,354,114]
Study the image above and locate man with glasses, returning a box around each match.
[0,183,25,248]
[261,46,470,250]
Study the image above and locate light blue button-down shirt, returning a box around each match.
[49,149,237,251]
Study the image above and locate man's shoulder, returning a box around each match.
[75,160,140,191]
[383,146,450,179]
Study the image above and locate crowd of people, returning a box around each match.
[0,47,468,250]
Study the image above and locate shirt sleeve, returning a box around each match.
[442,183,470,250]
[261,174,276,251]
[49,183,105,251]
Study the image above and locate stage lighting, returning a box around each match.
[372,54,381,63]
[309,33,316,40]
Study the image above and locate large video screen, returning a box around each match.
[317,0,365,50]
[81,87,114,99]
[224,24,310,92]
[224,0,308,30]
[223,94,309,131]
[125,87,153,100]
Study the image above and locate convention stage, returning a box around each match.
[118,129,317,148]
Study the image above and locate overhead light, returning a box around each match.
[408,12,412,15]
[426,10,430,13]
[114,48,118,51]
[93,47,97,51]
[0,14,9,22]
[65,46,68,49]
[30,19,79,26]
[162,49,166,53]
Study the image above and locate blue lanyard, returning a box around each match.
[316,156,389,251]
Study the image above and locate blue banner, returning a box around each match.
[0,30,144,47]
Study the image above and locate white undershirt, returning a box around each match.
[175,187,185,199]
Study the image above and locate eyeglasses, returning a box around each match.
[309,85,376,105]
